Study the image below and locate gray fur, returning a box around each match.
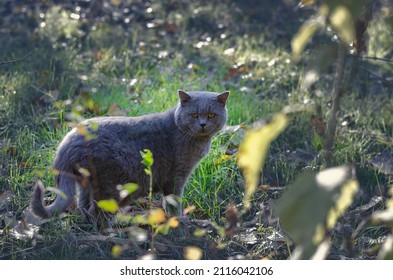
[30,90,229,219]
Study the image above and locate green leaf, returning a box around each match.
[276,165,358,259]
[238,112,288,210]
[311,132,324,152]
[119,183,138,199]
[133,214,148,225]
[144,168,152,176]
[155,223,171,235]
[97,199,119,213]
[89,121,99,131]
[140,149,154,168]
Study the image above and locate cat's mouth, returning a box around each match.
[196,127,212,136]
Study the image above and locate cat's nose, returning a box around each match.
[200,123,206,128]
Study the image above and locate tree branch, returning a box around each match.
[324,43,347,168]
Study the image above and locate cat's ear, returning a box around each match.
[178,90,191,105]
[217,91,229,105]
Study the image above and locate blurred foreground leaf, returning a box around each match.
[46,186,68,201]
[292,0,373,59]
[238,112,288,211]
[291,17,324,61]
[276,165,358,259]
[97,199,119,213]
[119,183,139,199]
[371,185,393,259]
[377,235,393,260]
[329,5,355,44]
[372,185,393,225]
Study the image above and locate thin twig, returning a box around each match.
[359,66,393,83]
[0,52,32,66]
[360,56,393,63]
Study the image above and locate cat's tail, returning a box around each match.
[30,176,76,218]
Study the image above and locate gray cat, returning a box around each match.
[30,90,229,221]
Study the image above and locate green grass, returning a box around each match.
[0,0,392,260]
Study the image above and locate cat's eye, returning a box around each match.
[208,113,216,118]
[191,113,199,118]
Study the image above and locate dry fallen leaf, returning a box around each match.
[224,203,239,236]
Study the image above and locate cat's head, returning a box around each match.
[174,90,229,138]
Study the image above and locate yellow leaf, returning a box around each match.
[97,199,119,213]
[291,17,324,61]
[168,217,179,228]
[183,205,196,215]
[300,0,316,6]
[184,246,203,260]
[312,223,326,245]
[329,5,355,44]
[238,112,288,210]
[326,179,359,229]
[111,245,122,258]
[148,208,166,224]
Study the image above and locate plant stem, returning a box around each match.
[324,43,347,168]
[149,168,153,212]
